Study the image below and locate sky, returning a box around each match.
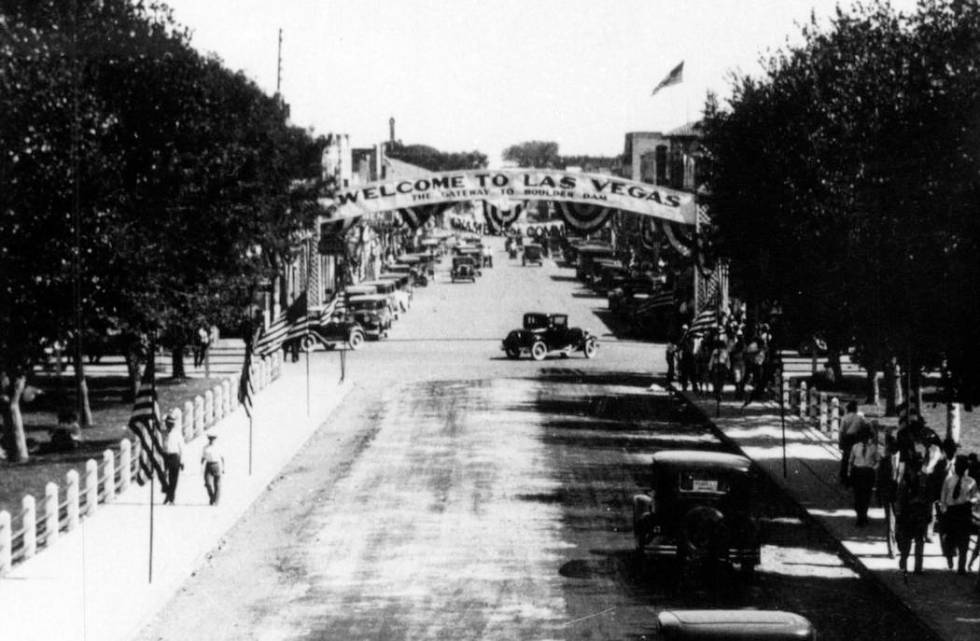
[161,0,920,162]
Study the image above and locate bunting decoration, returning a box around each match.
[554,202,614,234]
[639,218,658,250]
[483,200,526,231]
[128,353,166,487]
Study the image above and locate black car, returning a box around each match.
[451,256,478,282]
[632,450,761,573]
[501,313,598,361]
[522,243,544,266]
[302,312,365,351]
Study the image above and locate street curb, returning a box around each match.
[669,385,946,641]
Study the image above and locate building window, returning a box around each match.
[655,145,668,185]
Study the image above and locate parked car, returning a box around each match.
[589,260,628,293]
[377,272,413,308]
[632,450,761,573]
[522,243,544,266]
[360,280,401,319]
[575,244,617,280]
[657,610,816,641]
[501,312,598,361]
[302,312,365,351]
[346,295,392,339]
[451,256,479,282]
[608,276,660,314]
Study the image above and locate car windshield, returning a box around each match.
[349,300,382,311]
[524,314,548,330]
[550,315,568,328]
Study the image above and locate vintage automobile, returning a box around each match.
[575,244,617,280]
[377,272,413,308]
[301,311,365,351]
[657,610,816,641]
[501,312,598,360]
[346,295,392,339]
[360,280,402,319]
[451,255,479,282]
[344,284,378,301]
[608,276,659,314]
[632,450,761,573]
[589,260,628,293]
[521,243,544,266]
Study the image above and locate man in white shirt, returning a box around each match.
[839,401,867,485]
[201,433,225,506]
[161,413,184,505]
[939,456,978,574]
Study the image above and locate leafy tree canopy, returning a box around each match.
[386,142,487,172]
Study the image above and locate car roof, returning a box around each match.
[657,610,814,640]
[347,295,387,302]
[345,285,376,292]
[652,450,752,473]
[360,280,393,287]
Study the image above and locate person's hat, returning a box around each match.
[164,412,177,426]
[206,433,218,440]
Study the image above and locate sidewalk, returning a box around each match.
[0,354,353,641]
[678,387,980,641]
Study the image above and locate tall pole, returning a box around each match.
[276,28,283,96]
[147,337,157,583]
[305,347,310,417]
[248,415,253,476]
[70,0,87,427]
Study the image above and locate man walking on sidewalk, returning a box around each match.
[201,433,225,506]
[162,413,185,505]
[839,401,867,486]
[896,454,932,576]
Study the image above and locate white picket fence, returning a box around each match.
[0,353,281,575]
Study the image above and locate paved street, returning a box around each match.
[135,239,933,641]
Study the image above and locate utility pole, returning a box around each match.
[276,28,283,97]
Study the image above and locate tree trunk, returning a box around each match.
[171,344,187,379]
[883,358,902,417]
[72,349,94,428]
[124,346,142,402]
[1,372,30,462]
[828,349,843,383]
[865,367,880,407]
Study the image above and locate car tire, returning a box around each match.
[679,506,728,560]
[505,346,521,360]
[583,339,598,359]
[348,331,364,350]
[633,495,654,551]
[300,335,317,352]
[530,341,547,361]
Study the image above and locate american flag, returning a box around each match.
[254,311,288,358]
[317,295,341,323]
[237,327,259,419]
[688,308,718,337]
[128,354,166,486]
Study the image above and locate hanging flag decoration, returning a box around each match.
[128,354,166,486]
[639,218,658,250]
[554,202,614,234]
[651,61,684,97]
[394,203,453,230]
[238,327,259,419]
[254,311,289,357]
[484,199,526,231]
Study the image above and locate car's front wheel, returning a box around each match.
[530,341,547,361]
[348,331,364,350]
[583,339,598,359]
[505,346,521,360]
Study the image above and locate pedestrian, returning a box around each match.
[193,325,210,368]
[849,425,880,527]
[729,330,746,401]
[665,340,677,386]
[708,338,730,400]
[161,412,184,505]
[839,401,868,486]
[878,431,901,557]
[939,455,978,574]
[482,242,493,268]
[895,453,933,576]
[201,433,225,506]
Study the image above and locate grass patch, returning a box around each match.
[0,373,231,516]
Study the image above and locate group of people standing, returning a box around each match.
[668,304,776,403]
[839,402,980,583]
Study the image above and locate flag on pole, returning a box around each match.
[254,311,288,357]
[128,355,166,486]
[688,308,718,337]
[238,328,258,419]
[651,61,684,96]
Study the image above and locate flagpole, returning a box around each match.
[147,339,156,583]
[306,346,310,417]
[248,414,253,476]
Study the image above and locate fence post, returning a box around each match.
[781,377,790,408]
[194,396,205,437]
[808,386,819,420]
[102,450,116,503]
[65,470,80,531]
[119,439,132,492]
[22,495,36,559]
[947,402,962,445]
[818,392,828,432]
[213,385,224,421]
[0,510,10,574]
[183,401,194,441]
[85,459,98,516]
[204,390,214,427]
[797,380,808,417]
[831,397,841,435]
[44,482,59,546]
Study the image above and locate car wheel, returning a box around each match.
[679,506,728,559]
[583,339,598,359]
[530,341,547,361]
[505,346,521,360]
[300,335,317,352]
[348,331,364,350]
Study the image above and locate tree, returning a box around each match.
[386,142,487,172]
[701,0,980,409]
[502,140,560,168]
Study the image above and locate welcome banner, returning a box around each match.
[319,169,695,226]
